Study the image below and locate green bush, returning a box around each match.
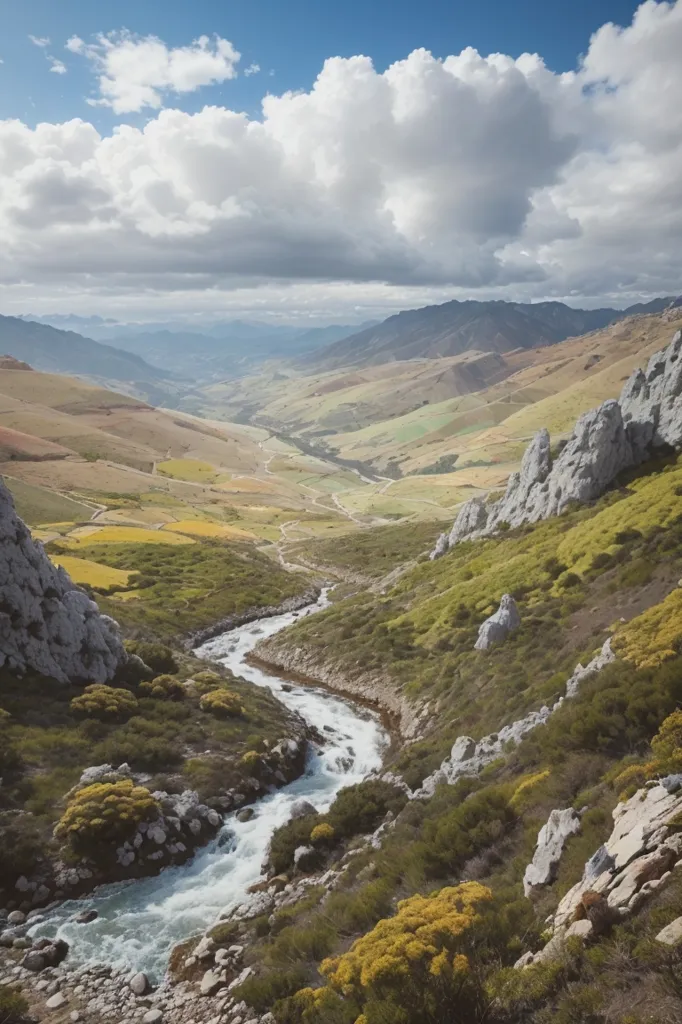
[54,779,159,851]
[269,814,321,875]
[200,689,245,717]
[70,684,138,721]
[0,985,29,1024]
[234,967,309,1013]
[192,670,224,694]
[0,812,48,886]
[139,674,186,700]
[124,640,178,674]
[327,780,407,839]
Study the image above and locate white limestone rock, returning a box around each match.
[655,916,682,947]
[565,638,615,698]
[0,478,126,683]
[437,330,682,552]
[474,594,521,651]
[523,808,582,897]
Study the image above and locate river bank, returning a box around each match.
[0,592,388,1024]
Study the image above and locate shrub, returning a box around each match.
[327,780,407,839]
[192,670,224,694]
[319,882,493,1024]
[54,779,159,851]
[70,684,138,721]
[310,823,335,845]
[240,750,262,775]
[139,674,186,700]
[124,640,178,674]
[207,921,240,945]
[0,985,29,1024]
[269,814,320,874]
[0,812,47,886]
[200,689,245,717]
[234,967,309,1013]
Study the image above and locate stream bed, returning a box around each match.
[33,591,387,981]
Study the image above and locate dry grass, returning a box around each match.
[50,554,134,589]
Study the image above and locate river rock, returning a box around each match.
[73,910,98,925]
[474,594,521,651]
[7,910,26,925]
[129,971,150,995]
[523,809,582,897]
[143,1011,164,1024]
[290,799,317,820]
[431,329,682,555]
[45,992,67,1010]
[0,477,126,683]
[21,950,47,972]
[200,968,223,996]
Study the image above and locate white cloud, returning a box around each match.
[49,59,67,75]
[0,2,680,318]
[28,35,51,48]
[68,30,241,113]
[244,63,260,76]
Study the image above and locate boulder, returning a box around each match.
[199,968,223,996]
[237,808,255,823]
[45,992,67,1010]
[7,910,26,925]
[655,916,682,947]
[523,809,582,897]
[129,971,150,996]
[290,799,317,820]
[21,950,47,972]
[0,478,126,683]
[474,595,521,651]
[142,1011,164,1024]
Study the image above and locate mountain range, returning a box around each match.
[308,296,679,370]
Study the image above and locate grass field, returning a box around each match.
[156,458,229,484]
[2,477,92,526]
[161,519,257,541]
[64,525,195,546]
[50,554,135,589]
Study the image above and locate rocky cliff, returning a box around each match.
[0,477,126,683]
[432,328,682,556]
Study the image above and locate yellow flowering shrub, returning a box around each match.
[199,689,245,717]
[310,823,335,845]
[612,710,682,799]
[613,588,682,668]
[192,670,224,694]
[139,674,186,700]
[509,770,551,810]
[318,882,492,1021]
[70,684,138,720]
[54,780,159,850]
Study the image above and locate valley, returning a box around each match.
[2,302,682,1024]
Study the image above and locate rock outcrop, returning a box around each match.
[413,637,615,799]
[0,478,126,683]
[431,329,682,557]
[523,808,582,897]
[517,777,682,966]
[474,594,521,651]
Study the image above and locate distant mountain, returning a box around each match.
[308,297,678,371]
[0,316,170,386]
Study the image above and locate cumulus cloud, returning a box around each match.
[0,2,681,317]
[28,35,51,48]
[49,59,67,75]
[66,30,240,113]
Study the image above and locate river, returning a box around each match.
[32,591,387,981]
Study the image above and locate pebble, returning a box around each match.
[45,991,67,1010]
[143,1011,164,1023]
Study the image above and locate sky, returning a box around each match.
[0,0,680,324]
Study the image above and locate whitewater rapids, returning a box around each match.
[32,591,387,980]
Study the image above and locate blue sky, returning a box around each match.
[0,0,679,322]
[3,0,643,128]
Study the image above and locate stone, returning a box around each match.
[129,972,150,996]
[194,936,216,960]
[142,1011,164,1024]
[565,918,593,941]
[79,763,132,787]
[206,810,221,828]
[0,478,126,683]
[565,639,615,699]
[584,845,615,882]
[7,911,26,925]
[21,951,46,972]
[429,531,450,560]
[236,808,255,823]
[227,967,252,991]
[290,799,317,820]
[45,992,67,1010]
[523,808,582,897]
[655,916,682,947]
[474,595,521,651]
[293,845,316,868]
[200,968,222,996]
[661,774,682,794]
[73,910,98,925]
[451,736,476,762]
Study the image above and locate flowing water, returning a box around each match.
[32,591,387,981]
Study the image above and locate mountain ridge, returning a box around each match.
[308,296,678,371]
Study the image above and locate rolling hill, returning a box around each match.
[308,296,677,370]
[0,315,171,388]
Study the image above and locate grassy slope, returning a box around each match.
[232,458,682,1024]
